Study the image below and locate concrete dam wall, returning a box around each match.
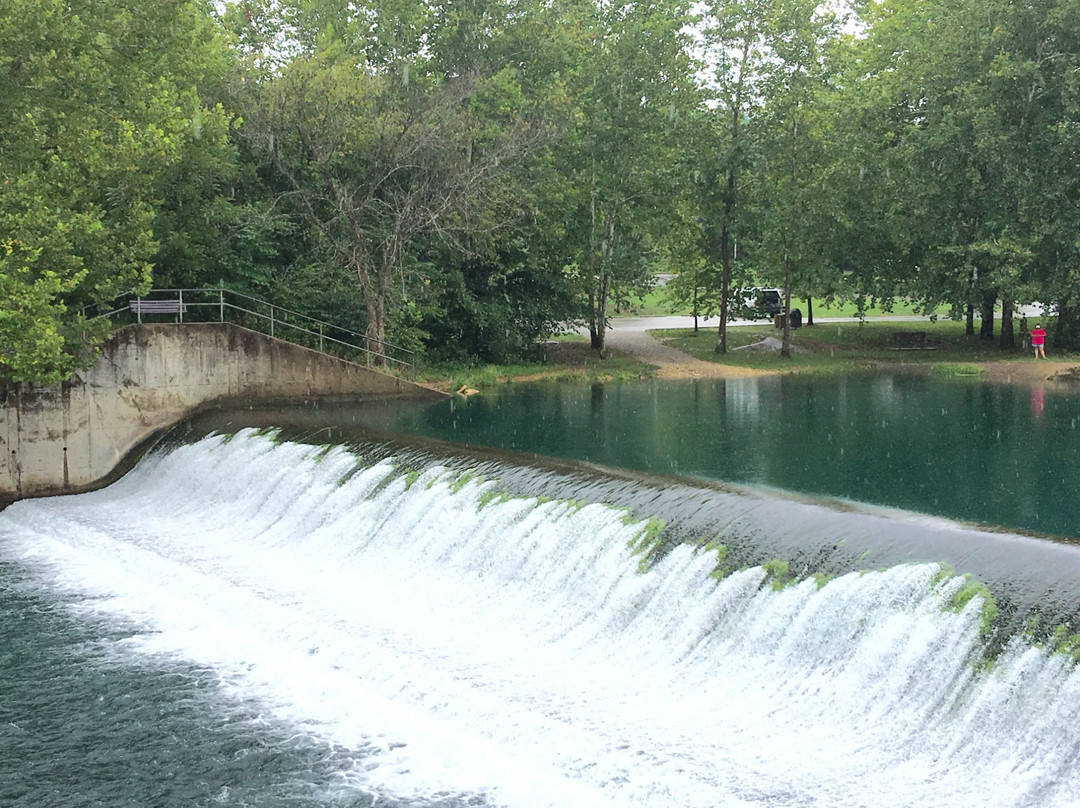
[0,323,444,502]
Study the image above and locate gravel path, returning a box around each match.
[601,317,775,379]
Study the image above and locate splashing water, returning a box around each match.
[1,429,1078,808]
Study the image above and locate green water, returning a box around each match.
[372,373,1080,539]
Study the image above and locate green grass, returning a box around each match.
[930,362,986,378]
[623,288,677,316]
[653,318,1072,374]
[621,288,941,319]
[414,316,1073,388]
[415,347,656,391]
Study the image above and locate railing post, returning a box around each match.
[136,297,142,324]
[319,324,324,353]
[270,304,275,338]
[219,289,224,323]
[178,290,184,323]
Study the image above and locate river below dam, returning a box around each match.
[2,372,1080,807]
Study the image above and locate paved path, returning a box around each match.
[597,316,779,378]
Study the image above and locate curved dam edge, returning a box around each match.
[0,323,447,504]
[167,401,1080,636]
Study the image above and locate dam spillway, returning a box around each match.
[2,428,1079,808]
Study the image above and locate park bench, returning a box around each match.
[129,298,187,319]
[892,330,932,350]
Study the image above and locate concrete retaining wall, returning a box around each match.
[0,323,445,502]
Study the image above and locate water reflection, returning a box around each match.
[1032,386,1046,420]
[376,374,1080,539]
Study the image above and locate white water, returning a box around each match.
[2,430,1079,808]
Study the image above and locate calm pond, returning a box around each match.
[361,372,1080,539]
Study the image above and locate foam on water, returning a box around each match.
[2,429,1079,808]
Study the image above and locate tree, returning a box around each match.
[556,0,698,355]
[744,0,840,358]
[851,0,1080,349]
[412,0,591,358]
[695,0,772,353]
[0,0,235,382]
[245,38,545,355]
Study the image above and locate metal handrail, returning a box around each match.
[86,288,416,378]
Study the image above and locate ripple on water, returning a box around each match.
[0,563,485,808]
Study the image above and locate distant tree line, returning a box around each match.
[3,0,1080,382]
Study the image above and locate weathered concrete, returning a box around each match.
[0,323,445,502]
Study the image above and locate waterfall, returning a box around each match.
[2,429,1078,808]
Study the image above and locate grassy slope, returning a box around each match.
[654,319,1072,374]
[415,342,656,391]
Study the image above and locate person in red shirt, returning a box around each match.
[1031,323,1047,359]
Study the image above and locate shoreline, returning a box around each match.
[513,334,1080,389]
[422,324,1080,392]
[608,326,1080,387]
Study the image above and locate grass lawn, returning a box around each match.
[626,287,941,319]
[415,342,655,391]
[653,319,1073,374]
[416,319,1076,390]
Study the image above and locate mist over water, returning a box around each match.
[2,431,1079,807]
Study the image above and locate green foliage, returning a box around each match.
[702,541,731,581]
[762,558,794,590]
[418,246,581,364]
[552,0,701,353]
[930,363,986,378]
[558,500,587,518]
[476,489,511,510]
[0,242,89,383]
[845,0,1080,340]
[627,516,669,573]
[237,9,555,352]
[313,445,336,463]
[446,470,481,494]
[1048,625,1080,662]
[0,0,236,382]
[7,0,1080,376]
[811,572,835,590]
[933,566,1000,636]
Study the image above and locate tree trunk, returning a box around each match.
[781,254,793,359]
[966,304,975,336]
[716,221,732,353]
[781,114,797,360]
[590,215,615,356]
[590,271,610,355]
[692,271,699,333]
[979,292,995,340]
[1055,300,1080,352]
[715,83,743,355]
[349,249,384,366]
[588,287,600,349]
[1000,295,1014,350]
[806,296,814,326]
[364,294,386,366]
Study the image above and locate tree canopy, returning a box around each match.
[5,0,1080,381]
[0,0,234,382]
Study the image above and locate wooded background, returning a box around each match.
[4,0,1079,381]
